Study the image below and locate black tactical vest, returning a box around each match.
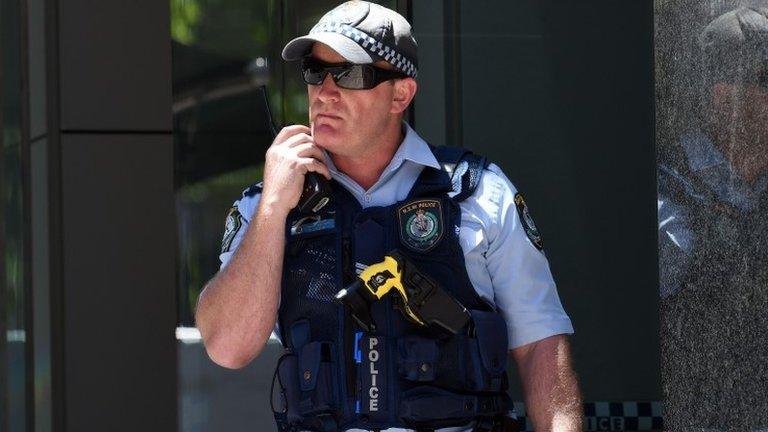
[270,146,513,432]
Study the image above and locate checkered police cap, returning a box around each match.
[282,1,419,78]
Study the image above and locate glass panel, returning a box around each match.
[452,0,661,409]
[172,0,279,328]
[172,0,295,426]
[2,0,28,430]
[656,1,768,430]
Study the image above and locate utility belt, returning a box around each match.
[271,308,516,432]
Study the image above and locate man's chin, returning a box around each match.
[313,132,345,152]
[315,141,342,156]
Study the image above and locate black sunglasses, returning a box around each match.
[301,57,407,90]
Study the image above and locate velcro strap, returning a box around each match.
[299,342,322,392]
[453,153,488,202]
[399,386,509,424]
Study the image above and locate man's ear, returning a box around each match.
[390,78,418,114]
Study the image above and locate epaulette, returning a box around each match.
[432,146,489,202]
[242,181,264,199]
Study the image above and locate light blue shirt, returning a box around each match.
[219,122,574,431]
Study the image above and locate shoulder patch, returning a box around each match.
[221,206,244,253]
[514,193,544,251]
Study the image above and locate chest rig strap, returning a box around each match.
[418,145,489,202]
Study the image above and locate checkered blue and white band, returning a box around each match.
[310,22,418,78]
[514,401,664,431]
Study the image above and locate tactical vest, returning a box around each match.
[269,146,513,432]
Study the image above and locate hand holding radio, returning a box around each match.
[259,86,333,215]
[261,125,332,215]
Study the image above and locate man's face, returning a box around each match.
[709,82,768,155]
[307,43,399,157]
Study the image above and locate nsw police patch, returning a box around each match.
[514,193,543,251]
[397,199,444,253]
[221,206,244,253]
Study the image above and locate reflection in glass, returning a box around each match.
[656,2,768,429]
[2,0,28,430]
[172,0,277,327]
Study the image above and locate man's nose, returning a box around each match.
[317,73,340,102]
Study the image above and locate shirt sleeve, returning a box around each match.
[217,191,283,341]
[218,192,261,270]
[473,164,574,349]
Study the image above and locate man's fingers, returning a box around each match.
[293,143,327,164]
[299,157,332,180]
[281,132,315,148]
[274,125,311,145]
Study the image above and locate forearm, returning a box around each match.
[513,335,582,432]
[195,202,287,368]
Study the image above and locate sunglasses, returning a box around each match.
[301,57,407,90]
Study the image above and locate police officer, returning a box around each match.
[658,6,768,430]
[196,2,580,431]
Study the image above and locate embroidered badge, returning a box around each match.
[221,206,243,253]
[398,199,444,252]
[514,193,543,251]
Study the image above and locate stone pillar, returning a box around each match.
[656,1,768,430]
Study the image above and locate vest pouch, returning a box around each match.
[396,336,439,382]
[395,314,508,393]
[273,353,303,425]
[296,341,338,419]
[465,310,508,392]
[396,335,471,392]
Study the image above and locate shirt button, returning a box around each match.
[364,194,371,202]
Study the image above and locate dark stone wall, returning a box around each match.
[656,1,768,430]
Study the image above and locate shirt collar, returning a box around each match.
[389,122,441,171]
